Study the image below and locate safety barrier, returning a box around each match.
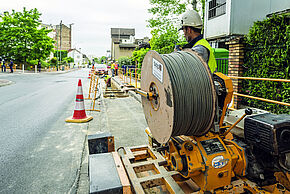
[118,67,141,88]
[229,76,290,110]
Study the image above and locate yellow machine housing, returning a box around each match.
[163,132,246,191]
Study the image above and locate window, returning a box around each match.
[208,0,226,20]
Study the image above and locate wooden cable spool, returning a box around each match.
[141,50,216,143]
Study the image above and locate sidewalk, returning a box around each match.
[76,77,148,193]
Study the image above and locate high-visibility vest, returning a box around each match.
[105,75,111,82]
[111,63,115,69]
[193,39,217,73]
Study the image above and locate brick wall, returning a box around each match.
[226,37,245,109]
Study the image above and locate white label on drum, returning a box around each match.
[152,58,163,83]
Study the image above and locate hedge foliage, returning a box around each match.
[242,13,290,114]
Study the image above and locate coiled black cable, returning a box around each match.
[160,51,215,136]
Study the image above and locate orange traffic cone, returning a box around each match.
[65,79,93,123]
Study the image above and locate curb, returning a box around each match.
[128,90,142,103]
[111,77,142,103]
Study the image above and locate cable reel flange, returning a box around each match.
[141,50,216,143]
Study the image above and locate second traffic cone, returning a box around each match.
[65,79,93,123]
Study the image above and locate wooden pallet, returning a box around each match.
[120,145,200,194]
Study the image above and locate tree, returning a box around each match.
[148,0,190,54]
[242,14,290,114]
[132,48,150,66]
[118,56,134,66]
[148,0,204,54]
[99,56,107,64]
[53,50,68,62]
[0,8,54,67]
[49,57,57,67]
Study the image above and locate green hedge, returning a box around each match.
[242,13,290,114]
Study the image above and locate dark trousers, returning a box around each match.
[111,69,115,77]
[10,66,13,73]
[1,65,6,72]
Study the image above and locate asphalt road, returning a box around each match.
[0,69,90,193]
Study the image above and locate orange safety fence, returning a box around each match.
[118,68,290,109]
[228,76,290,110]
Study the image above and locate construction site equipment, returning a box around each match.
[65,79,93,123]
[120,144,285,193]
[87,76,100,112]
[88,132,114,155]
[103,79,129,98]
[85,73,94,100]
[136,49,289,193]
[140,50,216,143]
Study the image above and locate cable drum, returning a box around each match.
[141,50,216,143]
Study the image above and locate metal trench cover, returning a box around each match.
[89,153,122,193]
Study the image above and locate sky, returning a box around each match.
[0,0,152,57]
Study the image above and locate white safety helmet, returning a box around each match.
[180,10,202,30]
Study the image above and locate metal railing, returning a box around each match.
[216,58,228,75]
[229,76,290,108]
[118,67,141,88]
[118,66,289,111]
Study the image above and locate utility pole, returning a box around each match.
[192,0,197,10]
[69,23,74,68]
[59,20,62,71]
[56,25,58,70]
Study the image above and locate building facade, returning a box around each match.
[68,49,89,67]
[111,28,137,61]
[41,23,72,51]
[54,24,72,51]
[204,0,290,48]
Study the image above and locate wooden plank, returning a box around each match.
[164,176,185,194]
[112,152,132,194]
[121,145,186,193]
[124,147,135,160]
[122,157,145,194]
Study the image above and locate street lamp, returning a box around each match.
[69,23,74,51]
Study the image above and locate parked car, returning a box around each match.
[94,64,108,75]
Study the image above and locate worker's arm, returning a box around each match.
[192,45,209,63]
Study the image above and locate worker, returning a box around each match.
[9,59,13,73]
[111,62,115,77]
[1,59,6,72]
[114,62,118,76]
[178,10,217,73]
[37,60,41,72]
[104,74,111,88]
